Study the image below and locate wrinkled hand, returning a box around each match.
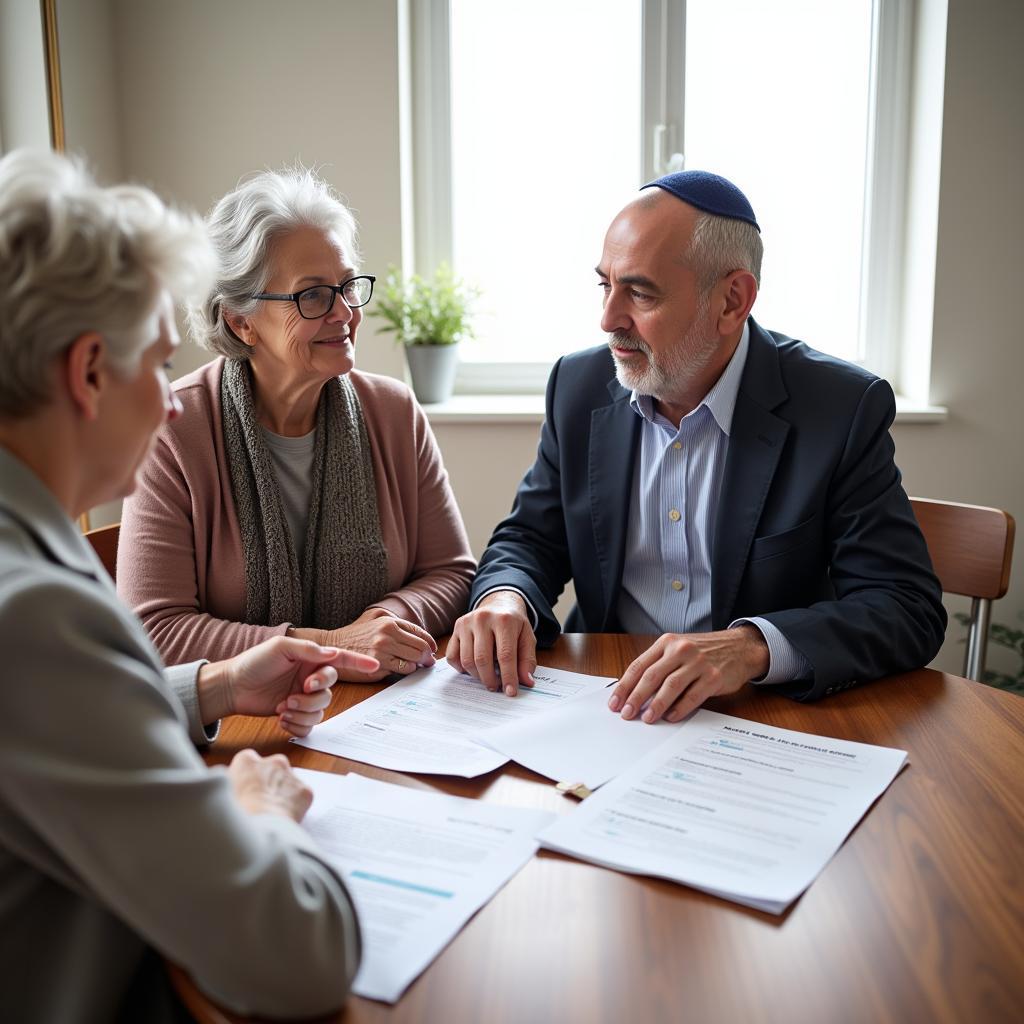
[228,749,313,823]
[306,608,438,682]
[608,626,770,724]
[447,591,537,696]
[201,636,379,737]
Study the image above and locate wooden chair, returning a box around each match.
[910,498,1015,681]
[84,522,120,581]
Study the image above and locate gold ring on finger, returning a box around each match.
[396,658,407,672]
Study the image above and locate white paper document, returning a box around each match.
[538,709,908,913]
[298,769,554,1002]
[480,683,681,789]
[294,662,613,776]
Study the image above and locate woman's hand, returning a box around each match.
[228,749,312,823]
[292,609,437,682]
[197,637,380,736]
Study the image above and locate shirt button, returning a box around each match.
[672,441,682,450]
[671,579,683,591]
[668,508,681,522]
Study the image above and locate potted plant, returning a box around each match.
[955,611,1024,694]
[369,262,478,403]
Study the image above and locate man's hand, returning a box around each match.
[290,608,437,682]
[608,625,770,724]
[228,749,313,823]
[198,637,380,737]
[447,591,537,696]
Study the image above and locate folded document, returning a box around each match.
[294,662,614,777]
[537,709,908,914]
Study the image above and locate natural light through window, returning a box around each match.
[450,0,642,365]
[447,0,875,373]
[685,0,873,363]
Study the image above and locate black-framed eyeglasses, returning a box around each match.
[252,275,376,319]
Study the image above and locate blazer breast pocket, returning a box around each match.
[748,515,823,563]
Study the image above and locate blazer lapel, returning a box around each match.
[712,322,790,627]
[589,381,640,623]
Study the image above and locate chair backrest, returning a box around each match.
[910,497,1015,681]
[84,522,120,581]
[910,498,1014,600]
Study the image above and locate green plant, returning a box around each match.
[954,611,1024,694]
[368,263,478,347]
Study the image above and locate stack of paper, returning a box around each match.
[294,662,614,776]
[298,769,555,1002]
[297,665,909,918]
[536,709,908,913]
[478,683,681,789]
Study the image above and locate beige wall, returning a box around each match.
[890,0,1024,673]
[14,0,1024,673]
[0,0,51,151]
[58,0,123,183]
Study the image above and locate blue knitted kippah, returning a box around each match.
[641,170,760,232]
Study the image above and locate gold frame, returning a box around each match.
[40,2,90,531]
[41,0,65,152]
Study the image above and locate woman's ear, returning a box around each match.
[223,311,257,348]
[63,332,107,421]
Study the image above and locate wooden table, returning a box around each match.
[175,634,1024,1024]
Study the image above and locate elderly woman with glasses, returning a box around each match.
[0,150,376,1020]
[118,169,475,677]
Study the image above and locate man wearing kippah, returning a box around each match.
[448,172,946,721]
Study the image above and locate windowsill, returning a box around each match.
[893,396,947,423]
[422,393,948,425]
[421,393,546,423]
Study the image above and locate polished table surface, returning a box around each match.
[175,634,1024,1024]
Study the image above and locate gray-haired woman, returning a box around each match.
[117,168,475,677]
[0,149,376,1019]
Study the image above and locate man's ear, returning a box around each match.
[716,270,758,335]
[223,311,257,348]
[64,332,107,421]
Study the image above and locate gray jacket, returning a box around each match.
[0,447,360,1022]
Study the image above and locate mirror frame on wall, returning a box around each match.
[41,0,64,151]
[41,0,93,531]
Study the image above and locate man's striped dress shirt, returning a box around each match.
[617,323,811,684]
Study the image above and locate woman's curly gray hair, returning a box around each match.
[0,149,212,419]
[187,168,361,360]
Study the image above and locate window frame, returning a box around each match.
[409,0,914,396]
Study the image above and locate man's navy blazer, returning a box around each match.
[470,319,946,701]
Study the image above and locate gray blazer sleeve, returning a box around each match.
[0,571,361,1019]
[164,660,221,746]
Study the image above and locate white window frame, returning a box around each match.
[408,0,913,396]
[859,0,914,386]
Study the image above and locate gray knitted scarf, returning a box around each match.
[220,358,389,630]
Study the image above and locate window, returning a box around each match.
[410,0,911,393]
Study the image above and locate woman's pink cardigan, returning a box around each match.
[118,358,476,665]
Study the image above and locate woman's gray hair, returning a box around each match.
[687,211,764,294]
[188,168,361,360]
[0,148,212,420]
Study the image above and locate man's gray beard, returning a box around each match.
[609,334,664,395]
[608,295,716,400]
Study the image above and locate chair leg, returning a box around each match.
[963,598,992,682]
